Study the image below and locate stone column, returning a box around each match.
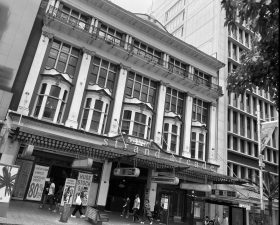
[96,160,112,207]
[153,82,166,146]
[17,31,53,116]
[65,48,94,128]
[108,64,128,136]
[182,93,194,158]
[146,169,158,211]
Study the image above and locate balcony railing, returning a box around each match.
[46,6,222,94]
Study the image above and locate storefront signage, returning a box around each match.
[180,183,212,192]
[113,167,140,177]
[26,165,49,201]
[73,172,93,206]
[151,176,179,185]
[239,203,251,210]
[72,158,93,168]
[0,163,19,203]
[104,137,217,172]
[13,159,33,200]
[61,178,76,206]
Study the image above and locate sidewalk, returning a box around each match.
[0,200,184,225]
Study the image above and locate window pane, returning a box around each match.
[49,86,61,98]
[90,111,101,132]
[34,96,43,117]
[94,100,103,111]
[122,110,131,120]
[43,97,58,120]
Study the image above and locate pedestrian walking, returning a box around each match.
[71,187,87,218]
[52,185,63,213]
[121,197,130,218]
[204,216,210,225]
[132,194,141,222]
[39,178,56,210]
[141,199,153,224]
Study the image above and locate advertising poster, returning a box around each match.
[26,165,49,201]
[0,163,19,203]
[12,159,33,200]
[73,172,92,205]
[61,178,76,206]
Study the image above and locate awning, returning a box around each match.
[8,114,247,185]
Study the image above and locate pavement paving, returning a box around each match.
[0,201,183,225]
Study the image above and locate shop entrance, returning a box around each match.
[105,162,148,212]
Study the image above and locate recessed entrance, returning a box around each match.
[105,162,148,212]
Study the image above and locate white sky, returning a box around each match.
[110,0,153,14]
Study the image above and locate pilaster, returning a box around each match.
[208,102,217,164]
[108,64,129,136]
[65,48,94,128]
[153,81,167,146]
[182,92,195,158]
[17,32,52,116]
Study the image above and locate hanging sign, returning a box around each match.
[151,176,179,185]
[61,178,76,206]
[26,165,49,201]
[73,172,93,205]
[113,167,140,177]
[180,183,212,192]
[72,158,93,168]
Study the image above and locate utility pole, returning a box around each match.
[257,103,264,225]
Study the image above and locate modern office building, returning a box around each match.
[0,0,250,224]
[153,0,279,224]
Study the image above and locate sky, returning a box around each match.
[110,0,154,14]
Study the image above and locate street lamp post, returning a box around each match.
[257,103,265,225]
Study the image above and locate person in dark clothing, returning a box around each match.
[141,199,153,224]
[71,187,88,218]
[121,197,130,218]
[153,200,162,221]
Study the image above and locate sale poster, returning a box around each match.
[73,172,92,205]
[61,178,76,206]
[26,165,49,201]
[0,163,19,203]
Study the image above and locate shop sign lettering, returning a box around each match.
[103,138,217,172]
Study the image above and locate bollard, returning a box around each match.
[59,203,71,223]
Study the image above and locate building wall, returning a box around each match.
[0,0,41,121]
[152,0,279,178]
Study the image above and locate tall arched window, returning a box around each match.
[79,92,110,134]
[33,78,69,123]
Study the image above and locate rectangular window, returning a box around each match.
[233,137,237,150]
[233,44,237,61]
[125,71,157,106]
[248,168,252,180]
[99,23,123,46]
[233,111,237,133]
[194,69,211,87]
[46,40,79,77]
[247,117,251,139]
[133,112,146,138]
[253,120,257,141]
[240,114,245,136]
[245,32,249,47]
[254,144,258,157]
[239,29,243,43]
[60,4,91,31]
[191,132,196,158]
[198,133,204,160]
[247,142,252,155]
[227,135,231,148]
[169,57,189,77]
[233,164,238,177]
[228,109,231,131]
[241,167,245,179]
[240,139,245,153]
[165,87,184,115]
[133,39,162,65]
[240,94,244,110]
[246,94,250,113]
[89,56,117,91]
[192,98,209,124]
[267,149,271,162]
